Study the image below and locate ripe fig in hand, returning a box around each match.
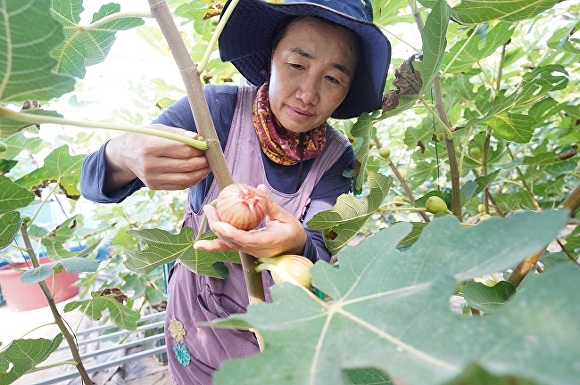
[215,184,267,230]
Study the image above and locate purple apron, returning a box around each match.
[164,86,349,384]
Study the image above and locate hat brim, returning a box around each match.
[218,0,391,119]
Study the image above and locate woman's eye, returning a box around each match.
[325,75,341,85]
[290,63,304,70]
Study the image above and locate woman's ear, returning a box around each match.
[260,57,272,80]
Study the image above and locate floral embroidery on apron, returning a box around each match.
[169,318,191,366]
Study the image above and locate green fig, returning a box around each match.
[392,196,406,207]
[425,196,451,215]
[378,146,391,159]
[256,255,313,288]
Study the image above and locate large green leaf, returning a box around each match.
[19,256,101,284]
[0,175,35,214]
[15,145,86,199]
[474,65,569,130]
[451,0,560,25]
[485,113,536,143]
[0,0,74,103]
[0,335,63,385]
[64,292,140,330]
[420,0,449,93]
[462,281,516,314]
[34,216,94,260]
[0,131,43,159]
[350,112,376,193]
[125,226,240,277]
[51,0,144,78]
[374,0,411,26]
[442,22,514,74]
[522,152,561,166]
[0,211,21,250]
[307,172,392,254]
[211,210,572,385]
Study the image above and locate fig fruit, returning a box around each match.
[469,147,482,159]
[392,196,406,207]
[215,183,267,230]
[378,146,391,159]
[256,255,314,288]
[425,196,451,214]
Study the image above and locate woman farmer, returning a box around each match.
[80,0,391,383]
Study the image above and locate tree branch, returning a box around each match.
[507,184,579,287]
[408,0,461,220]
[373,135,430,222]
[147,0,266,348]
[20,225,94,385]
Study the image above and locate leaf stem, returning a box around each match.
[0,107,208,150]
[8,244,29,253]
[418,96,453,138]
[28,181,61,226]
[471,169,505,217]
[408,0,425,30]
[198,0,239,73]
[381,28,421,53]
[373,135,430,222]
[506,145,541,211]
[441,25,481,77]
[19,322,57,339]
[34,361,78,370]
[78,11,152,31]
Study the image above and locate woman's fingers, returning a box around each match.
[194,190,307,258]
[109,125,211,190]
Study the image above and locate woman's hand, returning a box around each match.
[194,185,307,259]
[103,124,210,192]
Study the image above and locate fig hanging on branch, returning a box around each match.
[425,196,453,215]
[215,183,268,230]
[256,255,314,288]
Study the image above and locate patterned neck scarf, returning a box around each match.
[253,83,327,166]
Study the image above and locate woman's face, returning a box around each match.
[268,17,358,134]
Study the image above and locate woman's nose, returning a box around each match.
[296,77,320,105]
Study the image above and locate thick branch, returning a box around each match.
[507,184,579,287]
[561,184,580,214]
[432,76,462,220]
[147,0,266,321]
[407,0,461,220]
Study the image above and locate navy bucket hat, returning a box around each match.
[218,0,391,119]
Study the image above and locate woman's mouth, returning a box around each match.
[288,105,312,117]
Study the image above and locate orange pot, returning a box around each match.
[0,257,79,312]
